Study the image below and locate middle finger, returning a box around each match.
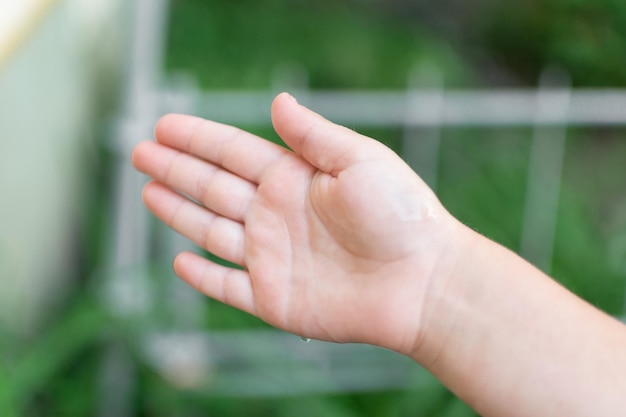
[133,141,256,223]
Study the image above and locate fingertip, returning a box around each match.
[172,251,189,277]
[140,180,157,206]
[271,91,362,173]
[271,92,298,124]
[273,91,298,107]
[173,251,204,292]
[154,113,204,146]
[173,252,191,287]
[131,140,152,169]
[140,181,172,212]
[130,142,141,167]
[272,92,313,153]
[154,113,179,140]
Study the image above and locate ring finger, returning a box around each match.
[142,181,246,266]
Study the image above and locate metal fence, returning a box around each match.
[99,0,626,415]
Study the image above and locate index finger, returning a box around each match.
[155,114,290,184]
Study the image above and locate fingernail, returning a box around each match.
[285,92,298,104]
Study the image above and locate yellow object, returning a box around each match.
[0,0,60,69]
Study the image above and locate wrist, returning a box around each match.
[404,223,626,416]
[403,219,480,363]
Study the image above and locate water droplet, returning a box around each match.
[300,336,311,343]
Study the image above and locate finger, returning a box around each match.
[174,251,257,316]
[271,92,382,176]
[155,113,290,184]
[143,181,246,266]
[133,141,255,222]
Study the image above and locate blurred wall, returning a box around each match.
[0,0,129,335]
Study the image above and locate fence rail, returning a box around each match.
[142,83,626,398]
[159,88,626,127]
[104,1,626,410]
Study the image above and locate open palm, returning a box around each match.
[132,93,458,355]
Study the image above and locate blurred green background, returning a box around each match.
[1,0,625,416]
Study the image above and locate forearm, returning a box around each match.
[413,224,626,417]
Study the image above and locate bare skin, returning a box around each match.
[132,93,626,417]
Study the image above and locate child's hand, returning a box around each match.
[132,93,626,416]
[132,93,461,356]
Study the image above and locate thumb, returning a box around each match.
[271,92,380,175]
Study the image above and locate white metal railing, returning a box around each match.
[133,81,626,396]
[159,70,626,276]
[104,0,626,411]
[166,88,626,127]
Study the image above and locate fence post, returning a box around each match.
[272,62,310,104]
[99,0,171,416]
[160,72,210,330]
[402,63,444,190]
[520,67,571,273]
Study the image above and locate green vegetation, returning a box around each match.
[478,0,626,86]
[165,0,468,89]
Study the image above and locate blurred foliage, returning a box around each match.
[439,127,626,315]
[371,0,626,86]
[165,0,468,89]
[553,131,626,312]
[478,0,626,86]
[0,296,107,417]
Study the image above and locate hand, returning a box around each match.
[132,93,461,355]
